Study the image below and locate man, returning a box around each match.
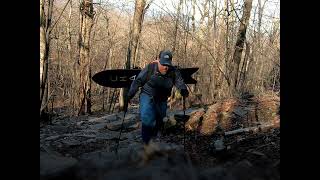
[127,50,189,160]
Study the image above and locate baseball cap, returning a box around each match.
[159,50,173,66]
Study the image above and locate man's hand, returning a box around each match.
[180,89,189,98]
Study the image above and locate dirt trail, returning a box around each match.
[40,93,280,180]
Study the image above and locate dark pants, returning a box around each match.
[139,93,167,144]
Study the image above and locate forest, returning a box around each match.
[40,0,280,179]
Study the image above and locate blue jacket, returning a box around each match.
[128,62,188,101]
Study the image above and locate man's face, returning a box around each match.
[158,61,169,75]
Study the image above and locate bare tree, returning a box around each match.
[40,0,54,118]
[66,0,78,112]
[119,0,148,111]
[130,0,148,68]
[256,0,268,89]
[42,0,280,116]
[172,0,183,53]
[238,41,251,89]
[230,0,253,91]
[198,0,209,30]
[191,0,196,33]
[77,0,95,115]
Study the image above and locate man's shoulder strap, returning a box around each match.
[168,68,176,82]
[144,62,177,84]
[145,62,157,83]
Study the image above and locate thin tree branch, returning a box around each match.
[49,0,71,34]
[187,30,230,85]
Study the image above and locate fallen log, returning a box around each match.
[224,124,274,136]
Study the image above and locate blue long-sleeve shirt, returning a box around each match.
[128,63,188,101]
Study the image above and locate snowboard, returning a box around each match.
[92,67,199,88]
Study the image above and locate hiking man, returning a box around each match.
[127,50,189,156]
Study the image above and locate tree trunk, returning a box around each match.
[245,5,257,90]
[87,58,92,114]
[78,0,94,115]
[229,0,236,48]
[119,42,132,111]
[130,0,147,67]
[183,18,189,67]
[238,41,250,90]
[230,0,253,91]
[199,0,209,29]
[119,0,147,111]
[191,0,196,34]
[256,0,267,90]
[224,0,231,86]
[212,0,220,99]
[172,0,183,54]
[102,47,112,111]
[40,0,54,117]
[212,0,217,53]
[67,0,76,112]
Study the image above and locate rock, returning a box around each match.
[95,130,134,141]
[40,152,78,179]
[78,129,98,135]
[88,114,118,123]
[87,113,136,124]
[174,114,190,123]
[200,167,234,180]
[95,132,119,140]
[96,146,198,180]
[200,112,218,136]
[75,151,118,180]
[105,119,138,132]
[56,132,96,138]
[62,139,81,147]
[227,160,266,180]
[41,146,63,157]
[116,141,184,164]
[163,116,179,134]
[185,110,206,131]
[116,142,144,162]
[186,107,206,115]
[124,113,137,120]
[42,141,198,180]
[78,150,116,163]
[246,150,267,157]
[50,125,69,133]
[124,130,140,141]
[214,138,225,151]
[76,121,85,126]
[232,107,247,118]
[209,136,226,155]
[200,104,237,135]
[241,92,254,99]
[164,115,176,125]
[118,139,131,148]
[83,138,97,144]
[45,135,61,141]
[127,121,140,131]
[76,134,97,138]
[89,122,109,130]
[200,159,279,180]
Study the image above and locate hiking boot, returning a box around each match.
[145,140,161,155]
[141,140,160,164]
